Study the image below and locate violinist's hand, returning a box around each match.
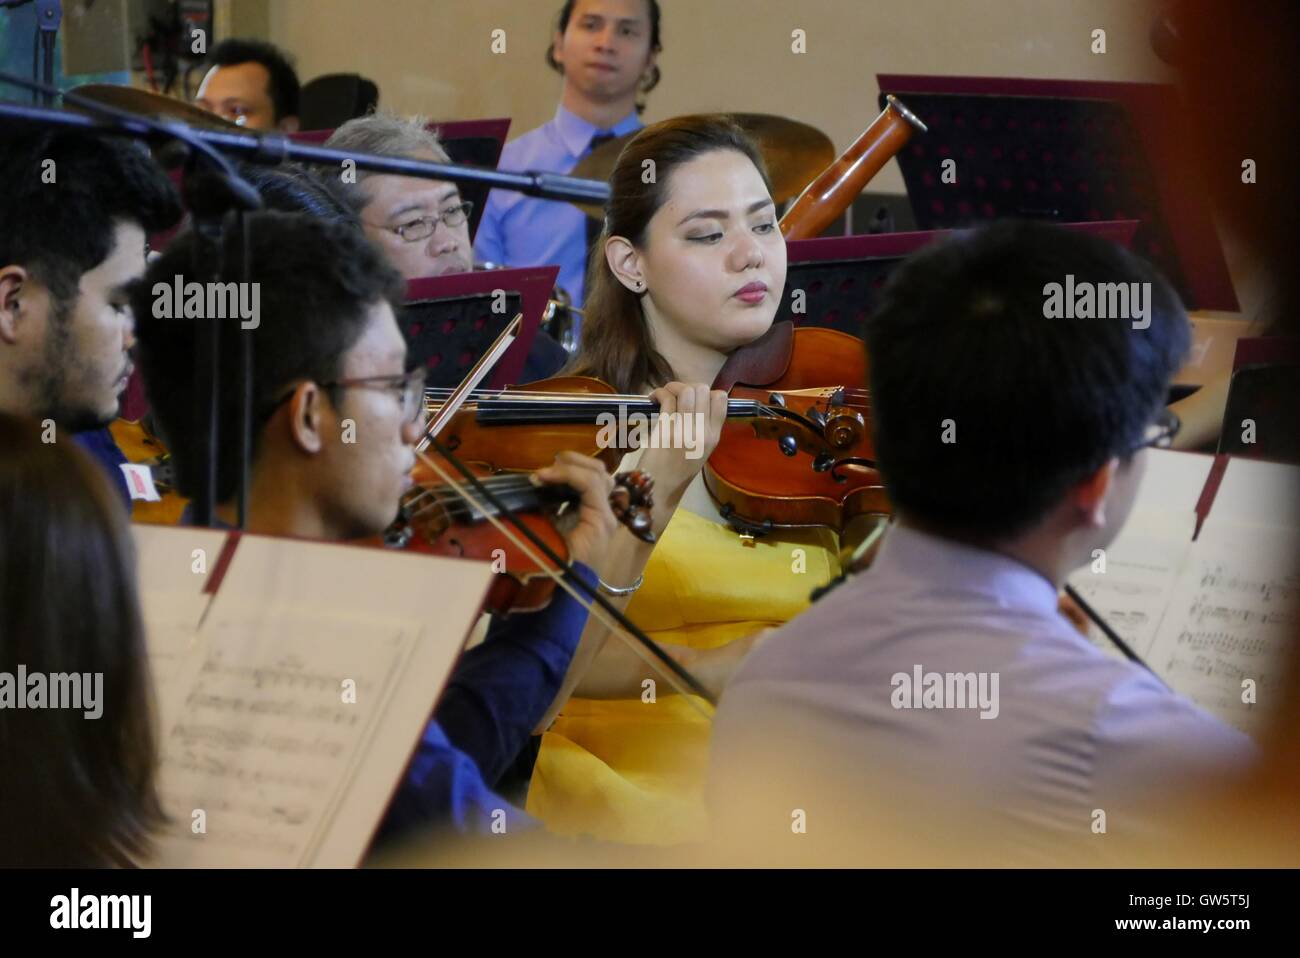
[638,381,729,498]
[533,451,617,569]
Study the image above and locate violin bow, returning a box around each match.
[410,317,716,709]
[416,314,522,453]
[418,437,718,710]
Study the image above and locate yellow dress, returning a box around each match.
[527,478,840,845]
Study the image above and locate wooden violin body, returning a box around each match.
[705,322,890,537]
[380,457,655,614]
[418,327,891,540]
[108,417,189,525]
[435,376,625,473]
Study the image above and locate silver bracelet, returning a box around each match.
[597,572,644,596]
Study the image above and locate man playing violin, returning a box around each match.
[130,211,626,840]
[0,131,181,510]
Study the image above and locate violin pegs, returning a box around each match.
[627,509,656,544]
[813,451,837,473]
[778,434,799,457]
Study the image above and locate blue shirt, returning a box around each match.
[711,525,1257,863]
[474,104,643,312]
[73,427,131,510]
[377,561,597,841]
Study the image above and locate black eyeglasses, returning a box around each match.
[1131,407,1181,453]
[262,368,428,424]
[370,201,475,243]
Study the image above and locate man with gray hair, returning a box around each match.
[326,114,475,280]
[325,113,568,380]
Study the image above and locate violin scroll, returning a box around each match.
[610,470,656,544]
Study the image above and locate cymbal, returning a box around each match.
[67,83,240,129]
[568,113,835,219]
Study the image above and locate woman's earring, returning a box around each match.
[634,279,644,291]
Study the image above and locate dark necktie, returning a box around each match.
[584,130,618,274]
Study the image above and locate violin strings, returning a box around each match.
[413,448,714,717]
[401,475,541,513]
[404,477,552,524]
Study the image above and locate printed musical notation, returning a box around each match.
[1068,522,1192,660]
[1145,527,1299,738]
[148,615,420,867]
[1069,503,1298,739]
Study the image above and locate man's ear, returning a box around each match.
[286,382,328,455]
[605,236,645,293]
[1072,457,1119,529]
[279,114,301,133]
[551,29,566,70]
[0,265,29,345]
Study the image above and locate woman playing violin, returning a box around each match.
[529,115,845,843]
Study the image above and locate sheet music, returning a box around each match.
[149,611,422,867]
[139,589,211,689]
[131,526,495,867]
[1067,448,1209,659]
[1069,510,1194,661]
[1145,522,1298,737]
[1066,451,1298,737]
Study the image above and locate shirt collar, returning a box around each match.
[553,103,643,158]
[871,523,1061,618]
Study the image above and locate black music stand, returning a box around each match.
[774,220,1140,337]
[1218,337,1300,464]
[876,74,1237,312]
[400,266,557,390]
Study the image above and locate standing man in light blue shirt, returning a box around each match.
[474,0,662,321]
[708,221,1259,865]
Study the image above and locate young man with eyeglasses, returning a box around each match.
[131,211,623,842]
[708,221,1256,864]
[325,113,569,381]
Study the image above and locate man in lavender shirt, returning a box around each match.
[474,0,661,316]
[709,221,1257,865]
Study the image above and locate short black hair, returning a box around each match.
[546,0,662,113]
[0,131,180,307]
[208,37,301,122]
[863,220,1190,542]
[130,212,405,503]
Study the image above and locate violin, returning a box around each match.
[405,360,882,539]
[108,416,190,525]
[421,374,869,476]
[379,455,656,614]
[705,320,888,538]
[396,99,928,546]
[697,94,928,540]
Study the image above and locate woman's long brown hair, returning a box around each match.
[567,115,772,394]
[0,414,163,866]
